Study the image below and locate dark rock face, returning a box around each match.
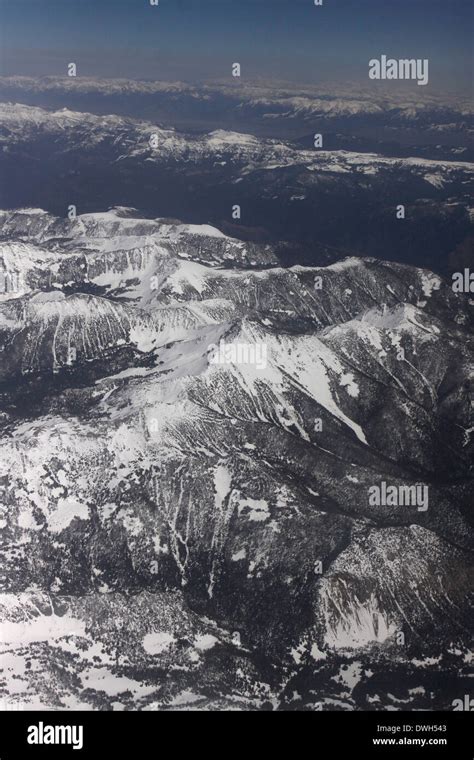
[0,208,472,711]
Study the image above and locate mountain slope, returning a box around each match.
[0,208,472,710]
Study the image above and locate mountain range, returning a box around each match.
[0,101,473,272]
[0,207,472,710]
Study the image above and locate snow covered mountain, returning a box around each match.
[0,209,472,710]
[1,103,472,272]
[1,75,472,137]
[1,101,472,176]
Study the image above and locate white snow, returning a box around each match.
[142,631,175,655]
[47,498,90,533]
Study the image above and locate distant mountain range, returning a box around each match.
[1,76,472,138]
[0,101,473,272]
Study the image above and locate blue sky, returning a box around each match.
[0,0,472,91]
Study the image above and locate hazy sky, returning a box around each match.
[0,0,472,92]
